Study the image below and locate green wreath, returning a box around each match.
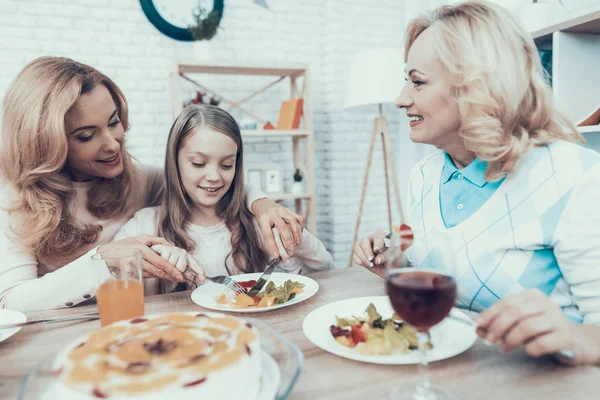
[189,0,224,41]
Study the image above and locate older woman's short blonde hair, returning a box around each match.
[405,1,581,180]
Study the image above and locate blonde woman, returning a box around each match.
[353,2,600,365]
[0,57,303,313]
[114,104,332,294]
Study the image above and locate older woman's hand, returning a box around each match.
[476,289,599,365]
[252,199,303,263]
[353,230,388,268]
[99,235,184,283]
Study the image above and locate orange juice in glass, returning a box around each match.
[92,249,144,327]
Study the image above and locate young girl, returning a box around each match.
[114,104,333,292]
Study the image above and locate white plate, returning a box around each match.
[0,309,26,343]
[302,296,477,365]
[39,351,280,400]
[191,272,319,313]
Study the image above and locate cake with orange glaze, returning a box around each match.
[52,312,261,399]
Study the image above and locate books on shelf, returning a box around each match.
[269,192,311,202]
[276,98,303,130]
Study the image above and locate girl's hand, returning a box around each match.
[185,253,207,287]
[272,227,292,264]
[99,235,184,282]
[150,244,187,272]
[476,289,598,365]
[151,245,207,287]
[252,199,304,262]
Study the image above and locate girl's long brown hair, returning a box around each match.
[0,57,138,265]
[158,105,269,273]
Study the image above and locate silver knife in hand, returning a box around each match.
[247,257,281,297]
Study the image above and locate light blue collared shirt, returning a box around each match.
[439,153,505,229]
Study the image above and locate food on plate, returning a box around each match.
[53,312,260,399]
[215,279,305,309]
[329,303,432,355]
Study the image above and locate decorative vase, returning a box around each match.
[291,181,304,195]
[291,169,304,194]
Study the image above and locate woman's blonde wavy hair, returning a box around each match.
[0,57,138,265]
[405,1,582,180]
[158,104,269,274]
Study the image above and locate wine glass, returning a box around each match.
[385,230,457,400]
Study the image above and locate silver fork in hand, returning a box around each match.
[184,267,246,295]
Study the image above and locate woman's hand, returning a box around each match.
[99,235,184,282]
[353,230,388,268]
[476,289,599,365]
[252,198,303,262]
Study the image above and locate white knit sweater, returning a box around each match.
[407,141,600,324]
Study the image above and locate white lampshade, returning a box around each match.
[344,47,405,109]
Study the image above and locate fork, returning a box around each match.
[183,268,246,295]
[372,232,394,257]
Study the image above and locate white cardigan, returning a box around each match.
[407,140,600,324]
[0,166,265,312]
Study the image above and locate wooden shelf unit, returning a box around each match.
[268,192,312,202]
[578,125,600,136]
[169,61,317,233]
[241,129,309,138]
[529,7,600,137]
[532,9,600,40]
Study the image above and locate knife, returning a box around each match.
[247,257,282,297]
[373,226,414,257]
[372,232,394,257]
[0,312,99,330]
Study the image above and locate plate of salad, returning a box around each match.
[191,272,319,313]
[303,296,477,364]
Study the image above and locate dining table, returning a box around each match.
[1,266,600,399]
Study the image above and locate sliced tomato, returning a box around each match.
[238,280,257,289]
[397,224,414,251]
[350,324,366,343]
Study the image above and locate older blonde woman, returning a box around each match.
[0,57,303,313]
[353,2,600,365]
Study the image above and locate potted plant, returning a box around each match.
[189,2,224,60]
[189,6,222,41]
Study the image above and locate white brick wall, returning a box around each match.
[0,0,420,268]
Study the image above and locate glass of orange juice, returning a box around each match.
[92,248,144,327]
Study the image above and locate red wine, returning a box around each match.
[386,270,456,331]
